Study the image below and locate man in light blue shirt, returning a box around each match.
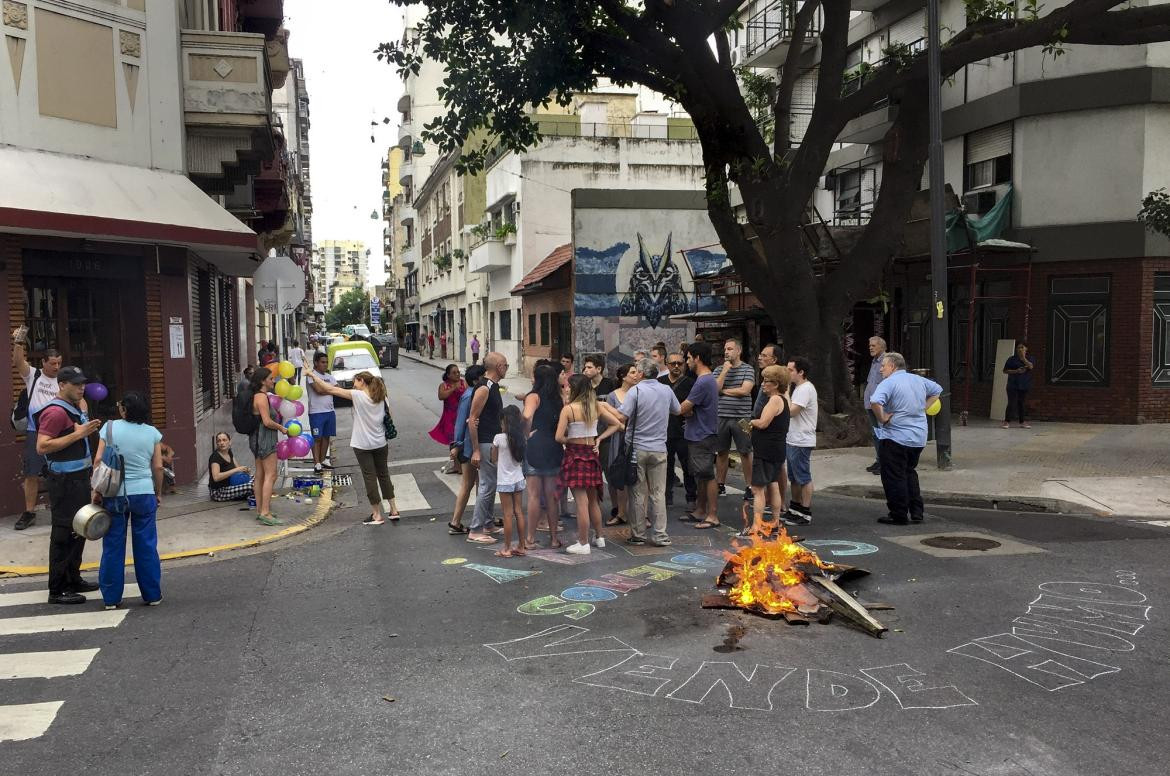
[862,337,886,475]
[616,359,681,546]
[869,352,942,525]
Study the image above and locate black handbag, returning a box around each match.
[382,400,398,441]
[605,391,639,488]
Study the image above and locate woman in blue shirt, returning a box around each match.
[92,391,164,608]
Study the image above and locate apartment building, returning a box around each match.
[313,240,368,308]
[733,0,1170,423]
[0,0,309,509]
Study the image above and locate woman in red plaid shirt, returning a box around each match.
[556,374,623,556]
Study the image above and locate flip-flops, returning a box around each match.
[693,520,721,530]
[467,534,497,544]
[448,522,469,535]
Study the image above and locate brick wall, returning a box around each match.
[519,288,572,375]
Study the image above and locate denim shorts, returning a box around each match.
[523,459,560,478]
[786,446,814,485]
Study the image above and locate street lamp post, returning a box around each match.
[927,0,953,470]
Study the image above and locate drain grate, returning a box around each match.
[920,535,1001,551]
[331,474,352,487]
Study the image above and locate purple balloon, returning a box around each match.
[290,436,311,458]
[275,439,292,460]
[292,400,305,417]
[268,393,282,411]
[84,383,108,402]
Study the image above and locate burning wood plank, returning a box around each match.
[804,575,888,638]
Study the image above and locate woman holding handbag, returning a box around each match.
[307,370,399,524]
[92,391,164,609]
[603,363,639,526]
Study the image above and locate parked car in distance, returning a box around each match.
[325,341,380,396]
[369,333,399,368]
[343,324,372,339]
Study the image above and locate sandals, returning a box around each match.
[363,515,385,525]
[448,522,469,535]
[604,515,627,527]
[466,534,497,544]
[693,519,721,530]
[388,513,400,522]
[257,514,283,526]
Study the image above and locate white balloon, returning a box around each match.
[279,400,298,419]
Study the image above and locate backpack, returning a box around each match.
[232,387,259,435]
[10,368,41,432]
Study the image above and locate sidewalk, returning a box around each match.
[403,349,1170,518]
[0,473,338,577]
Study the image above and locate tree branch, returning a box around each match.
[774,0,822,158]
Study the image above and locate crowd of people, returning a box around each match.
[430,338,824,554]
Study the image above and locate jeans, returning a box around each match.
[99,494,162,605]
[866,408,882,461]
[879,439,924,521]
[665,436,696,501]
[47,470,90,595]
[354,445,395,505]
[471,442,497,532]
[1006,388,1028,424]
[630,450,669,542]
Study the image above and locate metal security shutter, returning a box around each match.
[189,265,204,416]
[793,68,817,109]
[965,122,1013,164]
[889,10,925,47]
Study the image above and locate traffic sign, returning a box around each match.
[253,255,306,314]
[370,296,381,325]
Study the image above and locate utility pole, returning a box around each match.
[927,0,953,470]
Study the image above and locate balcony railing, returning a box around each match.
[746,1,822,60]
[534,120,698,141]
[841,38,928,104]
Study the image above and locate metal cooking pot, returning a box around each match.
[73,503,111,541]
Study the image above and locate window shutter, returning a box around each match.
[793,68,817,108]
[888,11,925,48]
[966,123,1013,165]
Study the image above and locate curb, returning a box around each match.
[820,484,1102,516]
[400,351,447,371]
[0,487,338,578]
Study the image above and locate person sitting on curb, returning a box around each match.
[208,432,253,502]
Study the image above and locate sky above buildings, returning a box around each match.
[285,0,405,287]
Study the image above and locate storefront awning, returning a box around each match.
[0,146,259,274]
[512,243,572,295]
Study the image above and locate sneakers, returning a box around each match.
[742,489,753,502]
[145,599,162,607]
[717,483,727,495]
[650,537,672,547]
[625,535,646,545]
[104,602,120,610]
[314,463,323,474]
[48,592,86,605]
[71,579,99,593]
[565,542,591,555]
[783,505,811,527]
[866,462,881,475]
[14,511,35,530]
[591,536,606,549]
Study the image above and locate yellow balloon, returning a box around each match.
[278,360,295,379]
[274,379,292,398]
[926,398,941,416]
[287,385,304,401]
[287,422,302,437]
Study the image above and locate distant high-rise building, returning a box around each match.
[313,240,368,309]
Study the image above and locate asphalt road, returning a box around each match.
[3,358,1168,775]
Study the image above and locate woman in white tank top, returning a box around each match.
[555,374,623,555]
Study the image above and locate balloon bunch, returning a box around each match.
[265,361,313,460]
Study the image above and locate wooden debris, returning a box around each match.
[782,611,810,626]
[858,601,895,611]
[701,593,738,610]
[805,575,888,638]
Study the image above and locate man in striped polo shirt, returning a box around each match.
[712,339,755,498]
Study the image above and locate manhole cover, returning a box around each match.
[920,535,1001,551]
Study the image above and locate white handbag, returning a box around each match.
[90,422,125,498]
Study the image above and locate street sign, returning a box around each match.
[253,255,306,314]
[370,296,381,326]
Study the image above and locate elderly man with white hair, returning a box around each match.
[614,358,681,546]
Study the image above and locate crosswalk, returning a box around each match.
[0,583,140,742]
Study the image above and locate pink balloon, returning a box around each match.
[292,400,305,417]
[268,394,282,411]
[290,436,311,457]
[275,439,292,460]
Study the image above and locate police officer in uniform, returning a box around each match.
[34,366,102,604]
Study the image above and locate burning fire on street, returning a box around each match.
[703,517,890,637]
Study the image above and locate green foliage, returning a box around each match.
[964,0,1017,23]
[435,253,453,272]
[1042,24,1069,61]
[1138,189,1170,237]
[494,222,517,240]
[736,66,776,145]
[325,288,370,331]
[470,223,491,240]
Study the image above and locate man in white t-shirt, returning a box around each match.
[307,351,338,473]
[782,356,818,527]
[11,334,64,530]
[289,340,306,383]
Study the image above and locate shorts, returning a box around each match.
[786,446,814,485]
[687,434,719,481]
[522,459,560,478]
[22,432,44,477]
[716,417,753,455]
[751,457,784,488]
[309,411,337,438]
[497,480,527,494]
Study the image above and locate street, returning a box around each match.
[2,358,1168,776]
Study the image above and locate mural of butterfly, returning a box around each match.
[619,233,691,328]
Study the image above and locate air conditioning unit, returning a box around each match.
[963,190,997,216]
[730,45,747,67]
[511,201,521,215]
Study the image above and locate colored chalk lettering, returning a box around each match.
[562,586,619,603]
[947,632,1120,692]
[801,540,879,557]
[576,573,651,594]
[576,652,680,697]
[1025,594,1151,635]
[667,662,796,711]
[517,594,596,621]
[859,664,979,710]
[804,669,882,712]
[525,548,615,565]
[462,563,541,585]
[618,564,680,582]
[649,560,707,575]
[484,624,636,661]
[669,553,725,568]
[1011,617,1137,652]
[1036,581,1148,604]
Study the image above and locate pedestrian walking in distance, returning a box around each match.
[869,352,943,525]
[1001,341,1035,429]
[289,340,306,383]
[94,391,164,609]
[492,405,528,557]
[863,337,887,474]
[556,374,623,555]
[470,333,481,365]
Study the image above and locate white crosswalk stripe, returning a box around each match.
[0,590,134,742]
[389,473,430,512]
[434,469,499,507]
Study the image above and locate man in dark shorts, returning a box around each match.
[35,366,102,604]
[680,341,720,528]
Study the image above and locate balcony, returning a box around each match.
[397,93,411,113]
[742,1,821,69]
[400,205,416,227]
[468,237,511,274]
[399,156,414,188]
[836,40,925,145]
[238,0,284,39]
[398,118,414,150]
[266,27,290,89]
[181,30,275,196]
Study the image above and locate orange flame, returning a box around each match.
[723,518,831,615]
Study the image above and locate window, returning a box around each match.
[499,310,512,340]
[965,123,1012,190]
[1048,276,1110,386]
[528,314,536,345]
[490,312,496,340]
[835,168,876,224]
[1153,274,1170,385]
[540,312,550,346]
